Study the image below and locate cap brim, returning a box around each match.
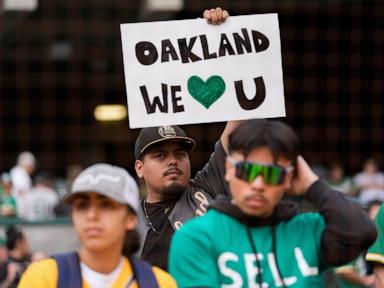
[62,192,83,204]
[138,136,196,159]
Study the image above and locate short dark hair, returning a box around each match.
[228,119,300,163]
[6,225,24,250]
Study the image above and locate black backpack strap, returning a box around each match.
[129,256,159,288]
[52,252,82,288]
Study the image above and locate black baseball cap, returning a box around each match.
[135,125,196,160]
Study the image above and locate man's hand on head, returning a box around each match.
[203,7,229,25]
[287,155,319,196]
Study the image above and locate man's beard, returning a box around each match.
[161,182,185,200]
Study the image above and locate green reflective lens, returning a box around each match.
[234,160,287,185]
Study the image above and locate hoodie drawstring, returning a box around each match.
[272,225,287,288]
[246,226,287,288]
[246,226,263,287]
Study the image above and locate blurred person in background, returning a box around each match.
[333,200,381,287]
[368,200,382,221]
[9,151,36,218]
[22,172,59,222]
[366,200,384,287]
[332,259,375,288]
[354,158,384,205]
[19,163,176,287]
[0,237,8,287]
[327,162,355,197]
[65,164,84,189]
[9,152,36,195]
[51,164,84,218]
[0,225,43,288]
[0,173,17,217]
[0,237,7,262]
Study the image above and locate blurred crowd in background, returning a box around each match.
[0,149,383,286]
[2,150,383,221]
[0,151,80,221]
[0,149,383,287]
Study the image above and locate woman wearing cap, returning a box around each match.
[18,163,176,287]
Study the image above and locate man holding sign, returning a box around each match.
[131,9,244,271]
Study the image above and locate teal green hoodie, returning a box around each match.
[169,181,376,288]
[170,203,326,287]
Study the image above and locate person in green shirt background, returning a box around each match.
[333,255,375,288]
[0,173,16,217]
[366,201,384,287]
[332,201,381,288]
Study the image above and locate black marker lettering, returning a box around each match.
[171,86,184,113]
[140,84,169,113]
[218,33,236,57]
[234,77,266,110]
[135,41,158,65]
[161,39,179,63]
[178,37,202,63]
[233,28,252,55]
[252,30,269,52]
[199,35,217,60]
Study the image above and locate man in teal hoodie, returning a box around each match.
[169,119,376,287]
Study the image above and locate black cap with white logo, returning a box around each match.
[134,125,196,160]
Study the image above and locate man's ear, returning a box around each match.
[224,158,232,181]
[135,160,144,178]
[284,168,295,190]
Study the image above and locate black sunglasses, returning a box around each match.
[229,159,293,185]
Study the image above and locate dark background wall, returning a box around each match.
[0,0,383,177]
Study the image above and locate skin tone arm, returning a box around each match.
[338,270,375,287]
[221,121,243,154]
[375,265,384,288]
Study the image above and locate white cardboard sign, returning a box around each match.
[121,14,285,128]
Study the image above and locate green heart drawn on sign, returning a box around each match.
[187,75,226,109]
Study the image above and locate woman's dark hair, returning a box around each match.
[6,225,24,250]
[228,119,300,163]
[121,206,140,256]
[122,229,140,256]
